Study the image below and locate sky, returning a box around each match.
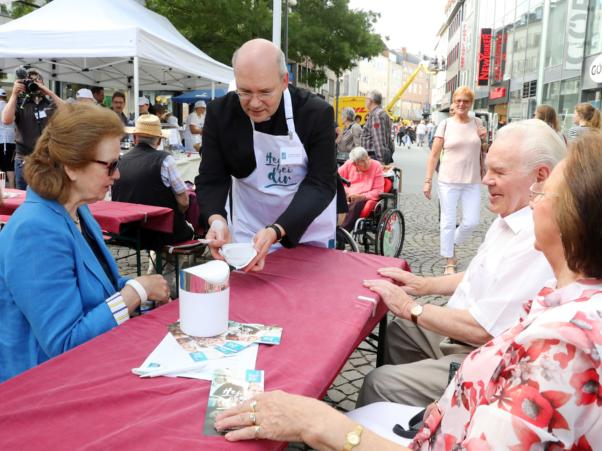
[348,0,445,57]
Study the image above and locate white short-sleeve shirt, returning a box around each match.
[447,206,554,337]
[183,111,204,150]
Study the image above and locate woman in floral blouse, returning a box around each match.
[214,134,601,450]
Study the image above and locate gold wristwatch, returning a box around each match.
[410,303,424,324]
[343,425,363,450]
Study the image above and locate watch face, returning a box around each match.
[411,304,423,316]
[348,432,360,445]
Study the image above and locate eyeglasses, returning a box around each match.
[92,158,120,176]
[236,89,279,102]
[529,182,558,203]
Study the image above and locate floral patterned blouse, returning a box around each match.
[411,279,602,450]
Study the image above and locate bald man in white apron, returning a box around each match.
[196,39,337,271]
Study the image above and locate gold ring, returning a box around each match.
[249,411,256,425]
[253,425,261,439]
[250,399,257,412]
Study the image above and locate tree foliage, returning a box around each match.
[9,0,51,18]
[147,0,384,88]
[288,0,383,81]
[147,0,273,66]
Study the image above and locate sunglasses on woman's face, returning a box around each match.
[92,158,120,176]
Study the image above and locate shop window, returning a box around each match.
[544,78,581,131]
[585,0,602,56]
[522,80,537,98]
[544,0,568,67]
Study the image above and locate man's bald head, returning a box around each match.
[232,39,287,78]
[230,39,289,123]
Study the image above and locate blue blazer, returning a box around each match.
[0,189,128,382]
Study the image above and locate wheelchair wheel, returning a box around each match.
[336,226,360,252]
[376,209,405,258]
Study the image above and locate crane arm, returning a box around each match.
[385,64,431,114]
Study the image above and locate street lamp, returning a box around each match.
[284,0,297,61]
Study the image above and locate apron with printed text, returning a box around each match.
[229,89,336,249]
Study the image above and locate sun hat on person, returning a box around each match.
[139,96,150,106]
[194,100,207,109]
[125,114,170,138]
[76,88,94,100]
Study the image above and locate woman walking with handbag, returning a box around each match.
[424,86,487,275]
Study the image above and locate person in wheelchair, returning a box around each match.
[337,146,384,232]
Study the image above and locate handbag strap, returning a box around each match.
[473,117,483,141]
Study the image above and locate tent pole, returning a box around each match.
[272,0,281,48]
[211,81,215,99]
[134,56,140,122]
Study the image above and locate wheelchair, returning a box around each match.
[349,167,405,258]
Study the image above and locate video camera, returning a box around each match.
[15,66,41,96]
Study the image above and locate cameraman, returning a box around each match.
[1,69,63,189]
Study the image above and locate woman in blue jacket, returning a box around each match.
[0,103,170,382]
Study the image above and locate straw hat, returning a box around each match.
[125,114,170,138]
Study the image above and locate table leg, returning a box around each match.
[174,255,180,298]
[135,227,142,276]
[376,315,388,367]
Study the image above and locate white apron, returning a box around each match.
[229,89,336,249]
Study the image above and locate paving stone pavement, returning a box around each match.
[107,176,496,450]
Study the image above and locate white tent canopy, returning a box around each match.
[0,0,233,93]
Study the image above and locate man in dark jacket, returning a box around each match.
[196,38,337,272]
[112,114,193,250]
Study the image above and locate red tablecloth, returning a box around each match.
[0,190,173,234]
[0,246,409,450]
[89,200,173,234]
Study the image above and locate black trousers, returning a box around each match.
[340,199,367,231]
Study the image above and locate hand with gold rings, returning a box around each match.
[253,425,261,439]
[249,411,257,425]
[250,399,258,413]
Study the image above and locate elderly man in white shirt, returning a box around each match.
[357,119,567,407]
[184,100,206,152]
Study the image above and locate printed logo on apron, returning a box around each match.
[264,150,297,188]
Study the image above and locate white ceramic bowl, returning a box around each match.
[219,243,257,269]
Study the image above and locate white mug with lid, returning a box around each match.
[179,260,230,337]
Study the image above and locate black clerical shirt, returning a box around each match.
[195,85,336,248]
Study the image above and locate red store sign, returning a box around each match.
[494,32,508,81]
[478,28,492,86]
[489,87,506,100]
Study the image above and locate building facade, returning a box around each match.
[434,0,602,131]
[343,49,432,120]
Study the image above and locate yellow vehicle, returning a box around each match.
[332,96,368,127]
[333,63,432,127]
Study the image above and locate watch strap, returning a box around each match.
[343,424,363,451]
[410,303,423,324]
[266,224,282,242]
